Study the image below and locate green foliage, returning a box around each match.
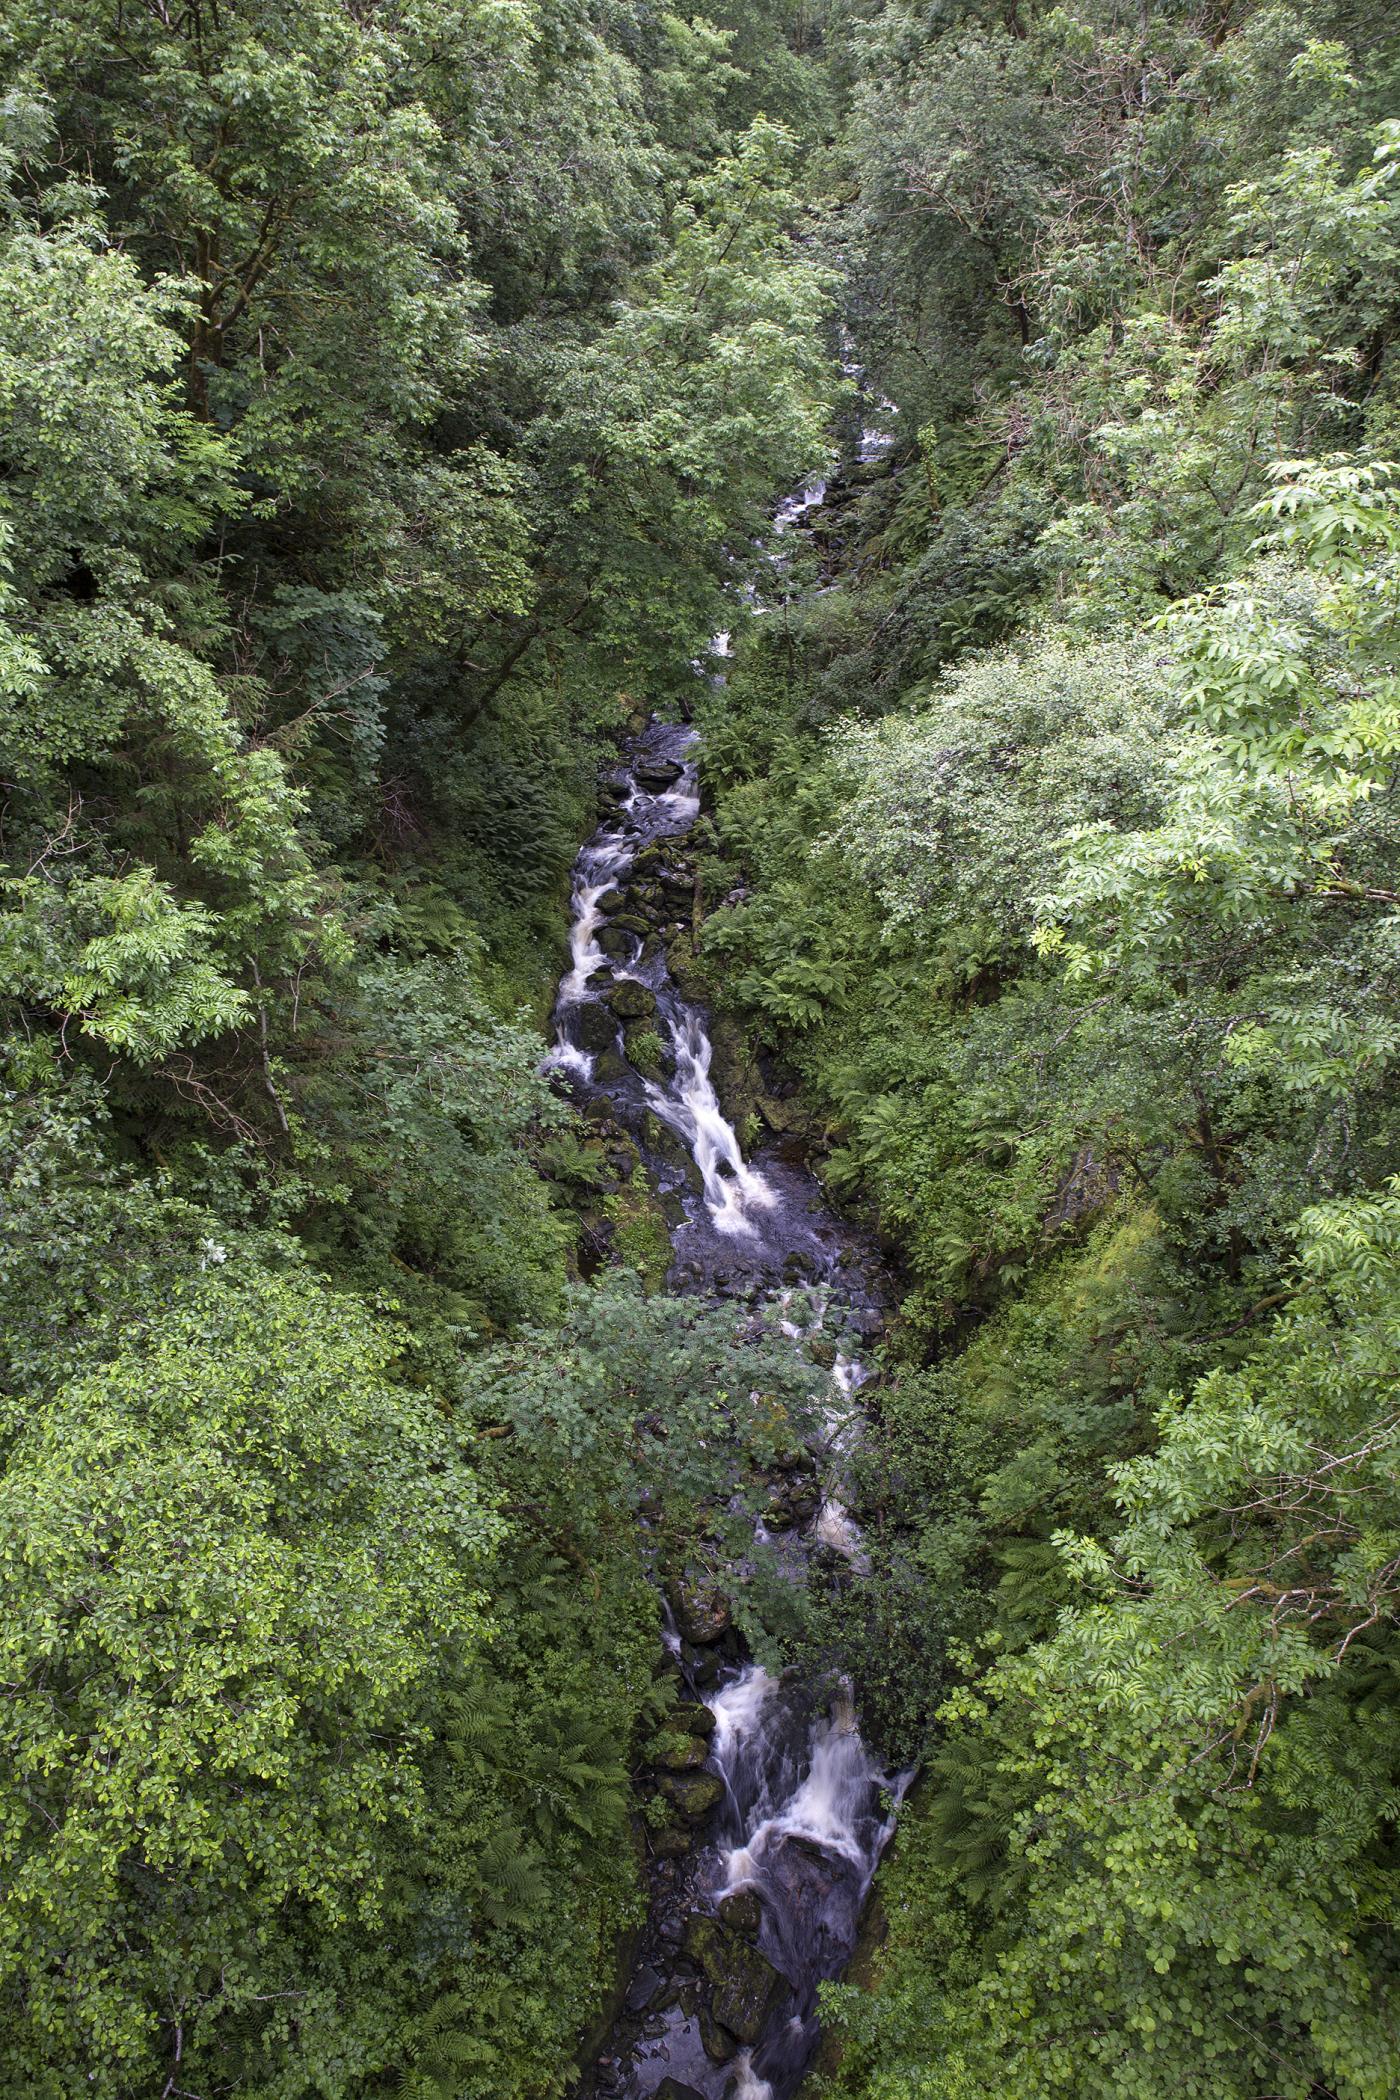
[691,11,1400,2098]
[0,1263,503,2094]
[0,6,840,2095]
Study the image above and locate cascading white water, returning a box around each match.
[643,1013,778,1237]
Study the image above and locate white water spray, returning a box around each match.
[644,1013,778,1237]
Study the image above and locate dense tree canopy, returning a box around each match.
[5,1,1400,2097]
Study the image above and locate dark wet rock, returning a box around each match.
[667,1569,732,1644]
[700,2005,739,2063]
[608,979,657,1021]
[642,1114,704,1192]
[658,1771,724,1822]
[680,1640,721,1687]
[684,1915,787,2044]
[596,923,636,959]
[575,1003,619,1055]
[806,1337,838,1369]
[651,1825,694,1858]
[673,1701,717,1739]
[660,1190,688,1227]
[656,2082,707,2100]
[597,887,631,914]
[625,1964,663,2013]
[612,911,651,936]
[718,1888,763,1939]
[764,1471,821,1530]
[594,1047,631,1086]
[635,758,685,789]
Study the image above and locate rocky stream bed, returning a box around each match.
[547,711,909,2100]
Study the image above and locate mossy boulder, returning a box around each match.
[718,1888,763,1940]
[683,1914,787,2043]
[574,1002,618,1054]
[607,979,657,1021]
[667,1569,732,1644]
[603,1171,673,1292]
[651,1729,710,1771]
[657,1771,724,1823]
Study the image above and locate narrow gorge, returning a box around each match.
[548,705,904,2100]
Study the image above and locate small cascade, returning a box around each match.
[644,1014,778,1238]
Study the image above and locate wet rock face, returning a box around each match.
[683,1914,788,2046]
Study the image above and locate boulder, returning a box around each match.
[656,2082,707,2100]
[625,1964,663,2013]
[634,758,685,789]
[658,1771,724,1823]
[573,1003,618,1055]
[653,1730,710,1772]
[611,912,651,937]
[596,924,636,959]
[700,2006,738,2063]
[667,1569,732,1645]
[718,1888,763,1940]
[712,1938,786,2044]
[681,1640,721,1687]
[673,1700,717,1739]
[607,979,657,1021]
[651,1824,693,1858]
[683,1913,787,2045]
[597,887,631,915]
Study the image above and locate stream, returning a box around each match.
[547,547,906,2098]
